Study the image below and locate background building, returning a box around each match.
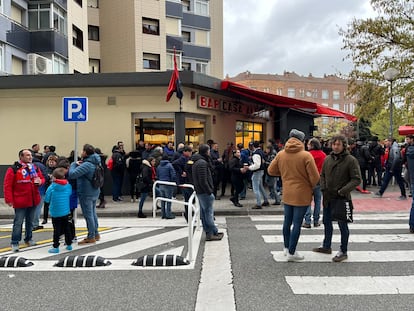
[0,0,223,78]
[228,70,356,137]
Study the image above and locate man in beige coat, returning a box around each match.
[268,129,320,261]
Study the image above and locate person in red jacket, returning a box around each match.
[3,149,45,252]
[302,138,326,228]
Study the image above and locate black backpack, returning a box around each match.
[91,164,105,188]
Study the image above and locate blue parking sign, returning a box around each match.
[63,97,88,122]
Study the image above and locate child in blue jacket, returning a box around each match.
[44,167,73,253]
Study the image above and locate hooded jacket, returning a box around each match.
[267,137,320,206]
[68,153,101,198]
[320,149,361,206]
[44,179,72,217]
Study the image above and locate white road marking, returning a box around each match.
[156,246,185,256]
[286,276,414,295]
[263,234,414,243]
[195,227,236,311]
[250,213,409,222]
[272,250,414,262]
[257,223,410,230]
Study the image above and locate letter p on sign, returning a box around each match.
[63,97,88,122]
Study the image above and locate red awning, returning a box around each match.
[398,125,414,136]
[221,81,317,111]
[220,81,357,122]
[315,105,358,122]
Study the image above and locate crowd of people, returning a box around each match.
[3,133,414,257]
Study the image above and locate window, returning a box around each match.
[312,89,318,98]
[182,31,191,42]
[333,103,340,110]
[28,3,51,30]
[195,0,209,16]
[52,54,68,74]
[88,25,99,41]
[142,18,159,35]
[182,62,191,71]
[333,90,340,100]
[53,5,66,35]
[287,88,295,98]
[89,58,100,73]
[72,25,84,50]
[0,44,4,72]
[195,60,208,74]
[298,89,305,97]
[0,0,3,14]
[276,88,283,95]
[87,0,99,8]
[143,53,160,70]
[182,0,190,12]
[166,52,181,70]
[321,89,329,100]
[263,88,270,93]
[235,121,263,147]
[74,0,82,7]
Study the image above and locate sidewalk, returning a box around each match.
[0,185,411,219]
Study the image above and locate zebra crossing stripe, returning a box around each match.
[271,250,414,262]
[286,275,414,295]
[263,234,414,243]
[257,223,410,230]
[251,213,409,222]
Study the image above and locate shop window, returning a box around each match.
[235,121,263,147]
[142,18,159,35]
[143,53,160,70]
[72,25,84,50]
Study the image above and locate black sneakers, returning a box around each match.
[206,232,224,241]
[312,247,332,254]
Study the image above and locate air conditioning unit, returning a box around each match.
[27,53,52,75]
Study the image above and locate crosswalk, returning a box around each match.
[251,213,414,295]
[0,217,203,271]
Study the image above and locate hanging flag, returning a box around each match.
[166,49,183,102]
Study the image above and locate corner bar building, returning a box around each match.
[0,71,353,194]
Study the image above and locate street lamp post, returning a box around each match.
[384,67,400,138]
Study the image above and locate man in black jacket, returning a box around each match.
[192,144,223,241]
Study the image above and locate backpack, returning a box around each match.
[91,164,105,188]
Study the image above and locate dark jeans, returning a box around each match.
[379,166,406,196]
[51,215,72,248]
[322,203,349,254]
[283,204,307,255]
[111,172,124,200]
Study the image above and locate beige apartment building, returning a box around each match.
[0,0,223,78]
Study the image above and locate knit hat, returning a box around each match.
[47,155,58,162]
[289,129,305,142]
[198,144,210,156]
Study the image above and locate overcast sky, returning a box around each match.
[223,0,375,78]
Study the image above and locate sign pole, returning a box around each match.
[74,121,78,226]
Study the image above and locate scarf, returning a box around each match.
[19,161,38,180]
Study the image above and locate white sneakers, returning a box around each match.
[287,251,304,262]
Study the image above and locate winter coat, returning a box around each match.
[3,162,45,208]
[44,179,72,217]
[140,160,153,193]
[386,142,402,172]
[320,150,361,207]
[156,160,176,183]
[68,153,101,198]
[172,155,190,185]
[405,144,414,184]
[309,149,326,174]
[267,137,320,206]
[192,153,215,195]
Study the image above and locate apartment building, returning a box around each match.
[229,71,355,115]
[0,0,223,78]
